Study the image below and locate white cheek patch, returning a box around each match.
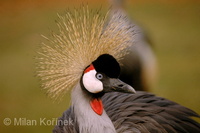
[82,70,103,93]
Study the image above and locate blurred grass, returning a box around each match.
[0,0,200,132]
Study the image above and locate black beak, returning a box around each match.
[103,78,136,94]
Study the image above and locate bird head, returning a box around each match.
[36,6,135,101]
[82,54,135,95]
[80,54,135,115]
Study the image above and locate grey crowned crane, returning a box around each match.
[36,5,200,133]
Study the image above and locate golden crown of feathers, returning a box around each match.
[36,6,135,100]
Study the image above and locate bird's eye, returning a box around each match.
[96,73,103,80]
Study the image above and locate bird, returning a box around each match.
[107,0,157,91]
[36,4,200,133]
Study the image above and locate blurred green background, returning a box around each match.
[0,0,200,132]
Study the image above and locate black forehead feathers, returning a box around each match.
[92,54,120,78]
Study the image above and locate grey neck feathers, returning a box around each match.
[71,82,116,133]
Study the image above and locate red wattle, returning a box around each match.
[90,98,103,115]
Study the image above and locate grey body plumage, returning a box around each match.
[54,91,200,133]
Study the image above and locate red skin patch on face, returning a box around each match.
[84,64,95,73]
[84,64,103,115]
[90,98,103,115]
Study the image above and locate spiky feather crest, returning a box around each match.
[36,6,133,100]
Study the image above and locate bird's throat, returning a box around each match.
[90,98,103,115]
